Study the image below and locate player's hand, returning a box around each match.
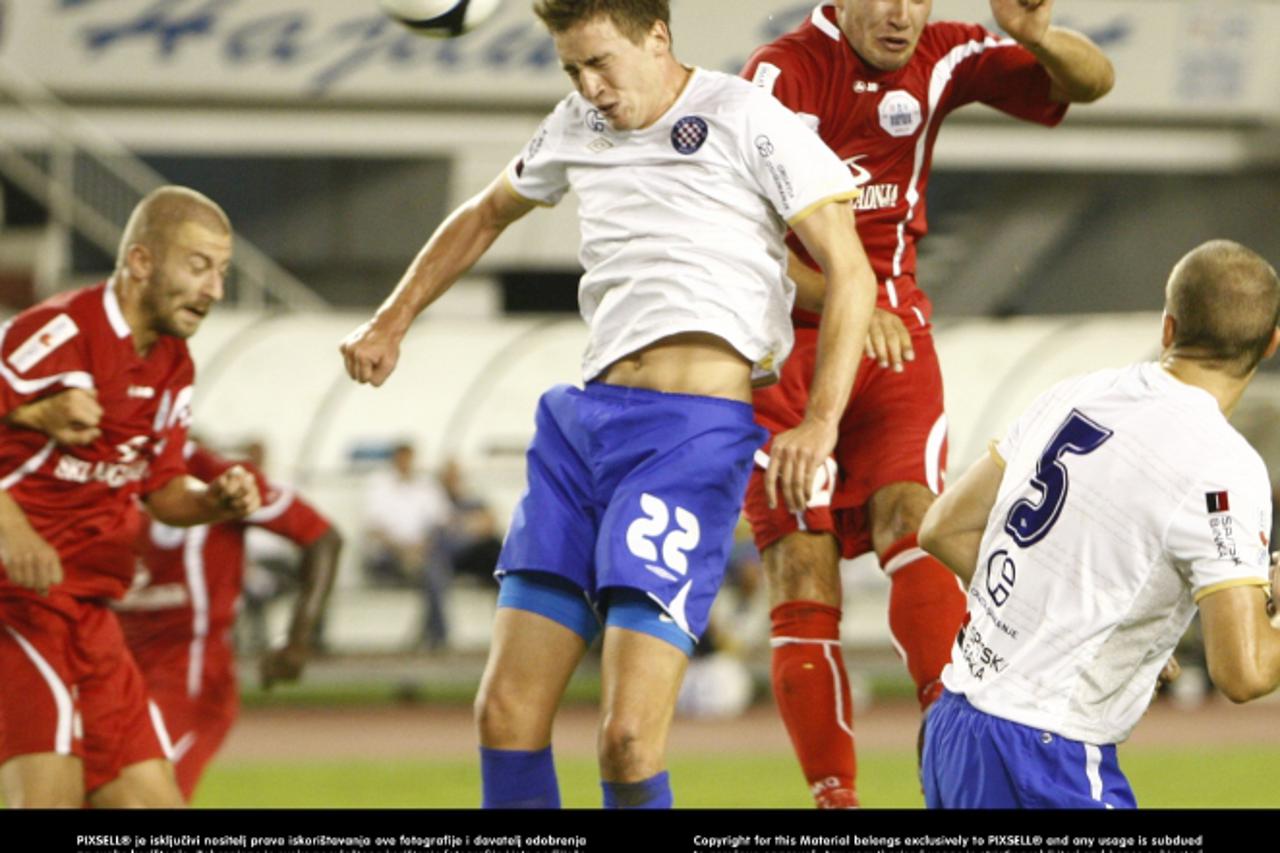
[6,388,103,446]
[990,0,1053,47]
[0,521,62,595]
[1268,551,1279,626]
[1151,655,1181,701]
[208,465,261,519]
[865,309,914,372]
[259,642,309,689]
[339,318,403,387]
[765,416,838,513]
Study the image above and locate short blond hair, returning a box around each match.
[117,186,231,270]
[1165,240,1280,376]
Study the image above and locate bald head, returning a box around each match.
[117,186,231,271]
[1165,240,1280,377]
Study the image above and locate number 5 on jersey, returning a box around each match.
[1004,409,1113,547]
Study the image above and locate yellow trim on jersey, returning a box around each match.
[501,172,555,208]
[988,440,1006,470]
[785,189,862,227]
[1194,577,1270,605]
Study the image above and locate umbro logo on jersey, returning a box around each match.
[842,155,899,211]
[9,313,78,374]
[127,385,155,399]
[842,155,873,186]
[587,137,613,154]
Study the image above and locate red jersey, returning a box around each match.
[116,447,331,693]
[742,3,1067,327]
[0,280,193,599]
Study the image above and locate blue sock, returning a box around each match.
[480,746,561,808]
[601,771,673,809]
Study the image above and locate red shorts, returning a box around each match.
[128,632,239,801]
[0,592,172,792]
[745,326,947,558]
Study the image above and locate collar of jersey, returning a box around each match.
[1145,361,1223,415]
[103,277,133,339]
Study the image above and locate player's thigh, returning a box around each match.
[597,624,689,780]
[0,623,79,760]
[77,610,175,797]
[495,385,599,590]
[0,752,83,808]
[761,530,842,607]
[835,333,947,512]
[475,602,589,748]
[88,758,183,808]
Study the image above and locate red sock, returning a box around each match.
[882,533,968,710]
[770,601,858,808]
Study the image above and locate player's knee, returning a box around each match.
[764,534,841,605]
[89,760,183,808]
[474,679,546,747]
[870,485,936,557]
[1,756,84,808]
[9,782,83,809]
[598,715,662,781]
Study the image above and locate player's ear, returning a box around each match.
[1160,311,1176,349]
[1264,327,1280,361]
[647,20,671,55]
[124,243,154,282]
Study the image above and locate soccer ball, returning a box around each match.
[380,0,503,38]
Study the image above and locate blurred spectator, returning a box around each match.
[362,441,452,650]
[437,458,503,588]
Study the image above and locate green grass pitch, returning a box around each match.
[191,746,1280,809]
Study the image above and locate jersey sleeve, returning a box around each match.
[1165,465,1273,602]
[942,23,1069,127]
[739,89,860,226]
[504,98,573,207]
[741,43,824,132]
[0,307,95,418]
[248,483,333,547]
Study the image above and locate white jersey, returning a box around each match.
[505,67,859,383]
[943,362,1272,745]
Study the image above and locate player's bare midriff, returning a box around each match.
[599,332,752,403]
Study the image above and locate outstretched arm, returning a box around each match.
[340,176,538,387]
[919,451,1005,585]
[990,0,1115,103]
[260,526,343,689]
[767,201,876,513]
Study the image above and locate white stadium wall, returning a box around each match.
[184,309,1208,650]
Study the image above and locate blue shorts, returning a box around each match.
[496,382,767,644]
[922,690,1136,809]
